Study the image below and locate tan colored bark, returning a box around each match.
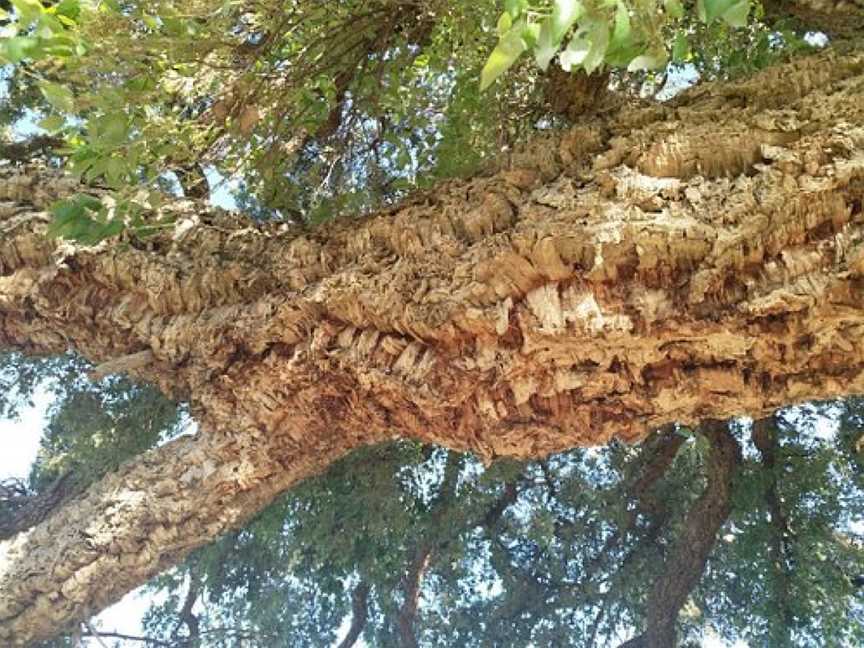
[1,50,864,643]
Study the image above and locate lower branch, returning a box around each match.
[752,416,795,645]
[336,582,370,648]
[0,426,359,645]
[620,420,741,648]
[0,472,85,541]
[397,547,432,648]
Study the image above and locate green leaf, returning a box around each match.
[610,2,631,46]
[552,0,584,41]
[606,2,640,66]
[2,37,37,63]
[665,0,684,19]
[521,21,540,48]
[48,194,119,244]
[39,35,77,57]
[582,21,610,75]
[96,112,128,147]
[559,36,590,71]
[504,0,528,19]
[698,0,750,25]
[534,17,557,71]
[11,0,43,27]
[497,12,512,37]
[480,21,527,91]
[104,157,127,187]
[721,0,750,27]
[672,32,690,62]
[38,114,65,132]
[627,51,668,71]
[39,81,74,112]
[76,194,104,212]
[55,0,81,20]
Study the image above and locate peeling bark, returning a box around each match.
[0,427,351,644]
[1,51,864,643]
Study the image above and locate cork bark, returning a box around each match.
[2,50,864,643]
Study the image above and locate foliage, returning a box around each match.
[0,352,184,494]
[0,0,818,242]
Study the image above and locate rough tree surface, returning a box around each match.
[1,51,864,643]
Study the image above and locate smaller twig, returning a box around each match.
[83,620,111,648]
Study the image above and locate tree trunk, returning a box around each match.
[336,582,370,648]
[2,50,864,643]
[619,420,741,647]
[752,416,796,645]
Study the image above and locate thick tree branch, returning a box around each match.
[1,51,864,644]
[619,420,741,648]
[336,582,370,648]
[0,427,357,645]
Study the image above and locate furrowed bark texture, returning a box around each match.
[2,51,864,642]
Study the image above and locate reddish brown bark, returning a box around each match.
[1,50,864,643]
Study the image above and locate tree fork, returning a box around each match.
[2,50,864,643]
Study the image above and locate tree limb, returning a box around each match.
[619,420,741,648]
[336,582,370,648]
[752,415,795,644]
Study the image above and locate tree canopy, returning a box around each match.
[1,0,864,646]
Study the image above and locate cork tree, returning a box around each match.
[1,0,864,644]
